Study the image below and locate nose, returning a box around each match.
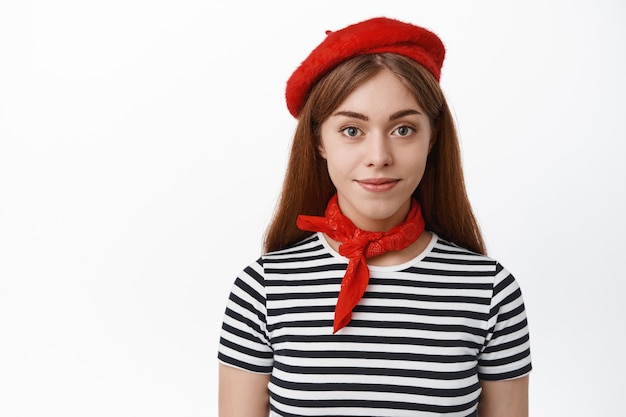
[365,132,393,167]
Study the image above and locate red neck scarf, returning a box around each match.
[296,194,425,333]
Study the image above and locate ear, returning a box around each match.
[428,116,440,154]
[428,133,436,154]
[318,142,327,159]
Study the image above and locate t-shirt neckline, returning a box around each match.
[316,231,439,272]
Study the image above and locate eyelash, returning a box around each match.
[394,125,415,136]
[340,126,361,137]
[339,125,416,138]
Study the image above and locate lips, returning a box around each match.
[356,178,399,192]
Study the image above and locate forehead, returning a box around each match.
[333,69,423,115]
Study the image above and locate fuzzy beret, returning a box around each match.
[285,17,446,118]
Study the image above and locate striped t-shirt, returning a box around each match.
[218,232,532,417]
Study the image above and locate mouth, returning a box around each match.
[356,178,399,192]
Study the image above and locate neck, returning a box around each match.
[337,197,412,232]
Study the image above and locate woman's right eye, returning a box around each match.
[340,126,360,137]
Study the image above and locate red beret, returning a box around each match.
[285,17,446,118]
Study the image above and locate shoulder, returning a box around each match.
[422,235,520,288]
[421,234,498,270]
[429,235,493,260]
[262,233,333,264]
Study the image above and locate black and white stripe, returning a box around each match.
[219,233,532,416]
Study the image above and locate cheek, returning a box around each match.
[324,150,357,187]
[401,151,429,181]
[401,144,429,164]
[321,142,348,169]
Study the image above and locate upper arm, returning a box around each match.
[219,363,271,417]
[478,265,532,417]
[478,375,529,417]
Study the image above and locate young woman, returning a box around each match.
[218,17,531,417]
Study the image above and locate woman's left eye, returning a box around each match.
[394,126,415,136]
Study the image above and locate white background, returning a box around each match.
[1,0,625,415]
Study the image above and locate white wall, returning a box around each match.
[1,0,624,415]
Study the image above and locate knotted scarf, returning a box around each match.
[296,194,425,333]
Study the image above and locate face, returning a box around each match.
[319,69,432,232]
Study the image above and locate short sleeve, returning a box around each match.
[218,258,273,374]
[478,262,532,380]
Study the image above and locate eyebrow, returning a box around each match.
[333,110,368,121]
[332,109,422,121]
[389,109,421,120]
